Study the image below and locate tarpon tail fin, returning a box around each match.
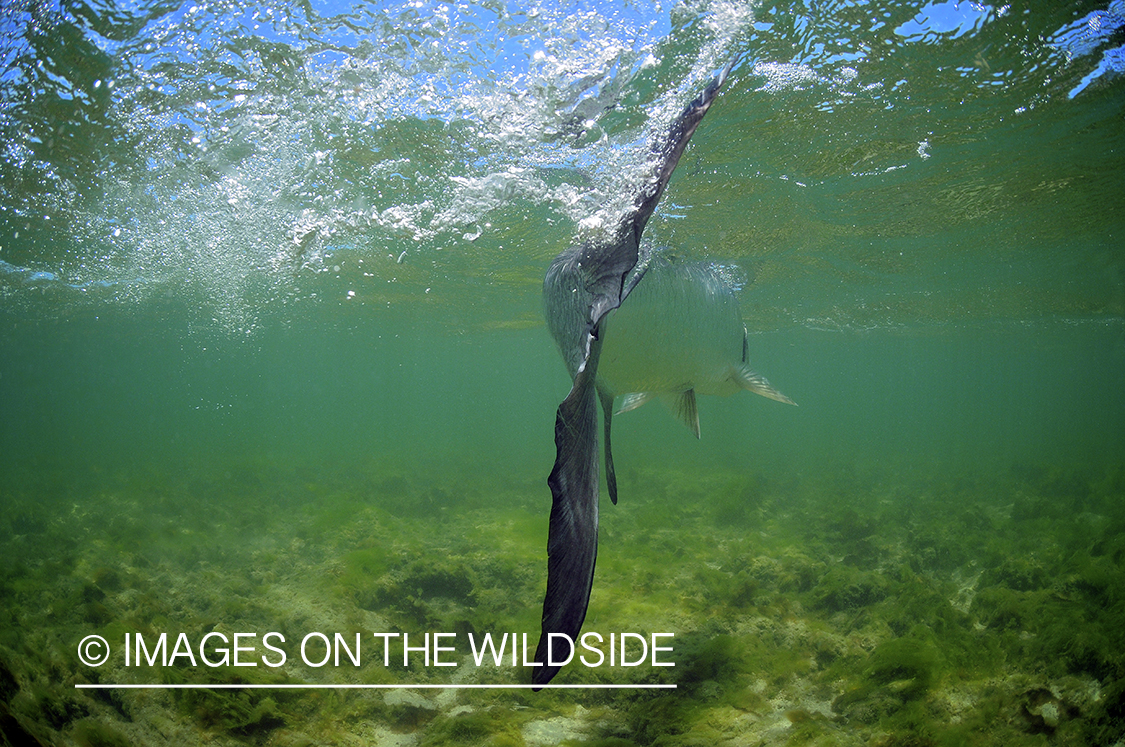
[536,62,737,688]
[575,59,737,330]
[535,337,604,688]
[627,58,737,244]
[735,364,797,406]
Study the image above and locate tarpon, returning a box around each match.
[534,61,795,687]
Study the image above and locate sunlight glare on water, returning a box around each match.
[2,0,1121,335]
[3,0,748,332]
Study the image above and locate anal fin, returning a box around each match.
[660,389,701,438]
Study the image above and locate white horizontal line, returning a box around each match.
[75,683,676,690]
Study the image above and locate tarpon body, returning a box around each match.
[534,61,794,687]
[598,257,794,436]
[545,253,793,436]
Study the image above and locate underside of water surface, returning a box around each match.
[2,0,1124,745]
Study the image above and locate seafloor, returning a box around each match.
[1,457,1123,746]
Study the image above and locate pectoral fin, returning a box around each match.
[616,391,656,414]
[736,364,797,406]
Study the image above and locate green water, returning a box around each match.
[2,0,1124,744]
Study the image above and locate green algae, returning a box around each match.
[831,631,943,730]
[72,718,130,747]
[810,565,889,612]
[182,688,287,735]
[1,456,1123,745]
[420,707,528,747]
